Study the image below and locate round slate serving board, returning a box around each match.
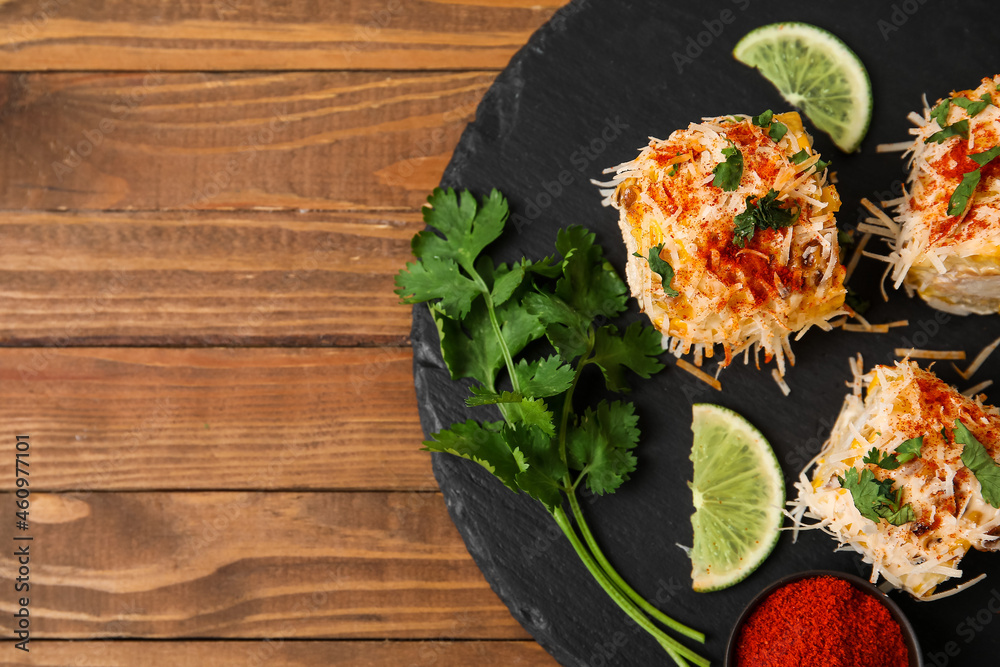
[411,1,1000,664]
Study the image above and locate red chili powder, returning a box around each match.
[735,576,909,667]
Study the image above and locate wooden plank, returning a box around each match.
[0,491,530,639]
[0,211,419,346]
[0,71,492,211]
[0,348,433,491]
[8,640,557,666]
[0,0,565,71]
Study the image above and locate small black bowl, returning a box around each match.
[724,569,922,667]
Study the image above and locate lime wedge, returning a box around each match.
[689,403,784,592]
[733,22,872,153]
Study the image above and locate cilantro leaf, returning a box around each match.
[505,424,566,510]
[838,467,915,526]
[838,467,884,522]
[590,322,666,393]
[877,501,916,526]
[930,99,951,128]
[927,119,969,144]
[947,169,981,216]
[466,388,523,407]
[790,148,829,173]
[555,226,629,322]
[489,261,525,307]
[895,436,924,464]
[523,291,590,361]
[513,356,575,398]
[411,188,506,274]
[953,93,993,117]
[397,258,481,319]
[733,190,799,247]
[751,109,774,127]
[432,294,543,386]
[712,143,744,192]
[632,243,679,297]
[863,447,901,470]
[750,109,788,143]
[506,397,556,436]
[956,419,1000,508]
[566,401,640,495]
[423,420,524,493]
[970,146,1000,167]
[668,164,679,177]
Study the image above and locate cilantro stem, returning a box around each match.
[552,507,709,667]
[470,271,521,394]
[557,330,595,467]
[566,491,706,643]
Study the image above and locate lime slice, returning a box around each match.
[733,22,872,153]
[688,403,784,592]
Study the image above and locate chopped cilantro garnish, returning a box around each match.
[396,188,707,665]
[952,93,993,117]
[838,467,915,526]
[712,143,743,191]
[862,436,923,471]
[956,419,1000,508]
[927,119,969,144]
[948,170,981,216]
[790,148,828,173]
[668,164,679,177]
[845,287,870,315]
[633,243,679,297]
[732,189,799,247]
[895,436,924,464]
[969,145,1000,166]
[930,99,951,128]
[751,109,788,143]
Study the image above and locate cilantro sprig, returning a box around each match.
[396,188,707,667]
[732,189,799,247]
[712,143,743,191]
[838,467,915,526]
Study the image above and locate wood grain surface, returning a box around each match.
[0,70,492,212]
[0,491,528,639]
[5,640,552,666]
[0,0,569,663]
[0,211,419,346]
[0,0,562,71]
[0,348,429,491]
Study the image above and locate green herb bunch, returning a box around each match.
[395,188,707,666]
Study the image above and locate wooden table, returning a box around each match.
[0,2,567,664]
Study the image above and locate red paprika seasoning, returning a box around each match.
[735,576,909,667]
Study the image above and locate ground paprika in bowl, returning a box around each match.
[725,570,921,667]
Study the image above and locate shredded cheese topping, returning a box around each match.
[867,75,1000,314]
[596,113,847,376]
[790,358,1000,598]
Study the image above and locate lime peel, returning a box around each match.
[689,403,785,592]
[733,22,873,153]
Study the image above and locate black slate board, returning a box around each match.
[412,1,1000,665]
